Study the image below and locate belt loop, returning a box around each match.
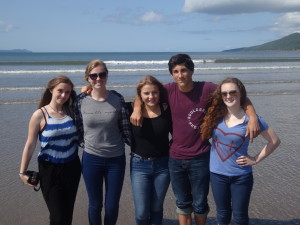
[130,152,157,160]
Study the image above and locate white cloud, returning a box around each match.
[0,21,13,32]
[183,0,300,14]
[140,11,163,23]
[271,12,300,34]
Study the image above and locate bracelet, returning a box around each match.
[252,160,257,165]
[19,172,26,176]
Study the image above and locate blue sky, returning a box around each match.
[1,0,300,52]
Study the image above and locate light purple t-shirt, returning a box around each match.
[210,115,268,176]
[164,81,217,159]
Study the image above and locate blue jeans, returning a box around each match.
[82,151,126,225]
[168,153,210,218]
[130,154,170,225]
[210,172,253,225]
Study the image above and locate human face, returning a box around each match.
[88,65,107,89]
[221,83,241,108]
[140,84,160,108]
[171,64,193,92]
[51,83,72,105]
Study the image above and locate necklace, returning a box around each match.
[49,104,63,114]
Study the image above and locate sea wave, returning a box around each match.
[215,58,300,63]
[106,59,212,64]
[1,90,298,105]
[0,87,45,91]
[195,66,300,71]
[0,68,167,74]
[1,57,300,66]
[0,59,209,66]
[1,65,300,74]
[0,101,39,105]
[0,80,299,92]
[0,85,137,91]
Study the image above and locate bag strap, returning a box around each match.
[34,186,40,192]
[39,107,48,133]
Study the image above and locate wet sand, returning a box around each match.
[1,94,300,225]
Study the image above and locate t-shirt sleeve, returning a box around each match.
[209,82,218,93]
[257,115,269,132]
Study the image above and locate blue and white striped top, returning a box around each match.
[38,108,78,164]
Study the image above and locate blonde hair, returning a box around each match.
[136,75,164,103]
[84,59,108,81]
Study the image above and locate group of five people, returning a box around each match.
[19,54,280,225]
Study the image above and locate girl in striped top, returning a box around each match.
[19,75,81,225]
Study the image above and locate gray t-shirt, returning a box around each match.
[81,91,125,157]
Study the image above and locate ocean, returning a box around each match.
[0,51,299,225]
[1,51,300,104]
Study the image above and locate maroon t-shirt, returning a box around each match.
[164,82,217,159]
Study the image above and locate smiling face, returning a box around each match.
[140,84,160,108]
[221,82,241,109]
[50,82,72,105]
[171,64,194,92]
[88,65,107,89]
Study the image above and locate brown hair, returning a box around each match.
[136,75,164,103]
[84,59,108,81]
[201,77,247,140]
[168,54,194,74]
[38,75,76,116]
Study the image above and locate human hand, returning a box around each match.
[19,174,36,187]
[236,155,256,167]
[246,117,260,143]
[130,109,143,127]
[81,85,92,94]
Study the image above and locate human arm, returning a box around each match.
[74,94,85,148]
[243,97,260,143]
[236,127,280,166]
[129,96,143,127]
[19,110,43,187]
[118,99,132,146]
[81,85,92,94]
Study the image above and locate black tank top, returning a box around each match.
[129,103,172,158]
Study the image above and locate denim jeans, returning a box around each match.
[168,153,210,217]
[210,172,253,225]
[130,154,170,225]
[82,151,126,225]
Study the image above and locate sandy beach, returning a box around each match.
[1,93,300,225]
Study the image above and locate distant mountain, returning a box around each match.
[223,33,300,52]
[0,49,32,53]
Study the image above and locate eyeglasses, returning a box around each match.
[221,90,238,97]
[88,72,107,80]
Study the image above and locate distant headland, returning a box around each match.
[0,49,32,53]
[223,33,300,52]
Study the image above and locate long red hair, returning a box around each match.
[201,77,247,140]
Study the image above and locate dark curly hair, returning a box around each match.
[201,77,247,140]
